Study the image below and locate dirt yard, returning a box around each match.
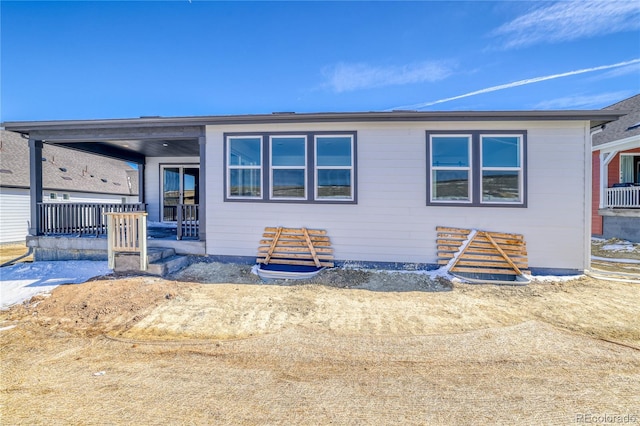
[0,242,32,266]
[1,260,639,425]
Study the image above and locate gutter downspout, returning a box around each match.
[0,247,33,268]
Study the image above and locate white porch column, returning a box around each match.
[599,151,617,208]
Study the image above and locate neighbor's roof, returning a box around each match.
[0,130,138,195]
[592,93,640,148]
[2,109,625,131]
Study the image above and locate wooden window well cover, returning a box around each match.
[437,226,529,278]
[257,227,334,268]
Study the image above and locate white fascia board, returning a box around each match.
[592,134,640,153]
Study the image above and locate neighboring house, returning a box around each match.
[592,94,640,243]
[3,109,623,274]
[0,130,139,243]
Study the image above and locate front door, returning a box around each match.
[162,165,199,222]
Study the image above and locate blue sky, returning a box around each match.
[1,0,639,121]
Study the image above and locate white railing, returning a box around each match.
[177,204,199,240]
[38,202,146,236]
[605,186,640,208]
[106,211,148,271]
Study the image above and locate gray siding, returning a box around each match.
[203,120,591,271]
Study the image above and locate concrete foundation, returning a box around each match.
[26,235,205,261]
[602,215,640,243]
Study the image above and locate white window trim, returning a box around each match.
[429,134,473,204]
[619,152,640,183]
[314,134,355,202]
[269,135,307,200]
[479,134,524,205]
[226,136,263,200]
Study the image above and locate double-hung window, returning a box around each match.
[225,132,357,203]
[227,136,262,199]
[429,135,472,202]
[481,135,523,203]
[315,135,354,201]
[270,136,307,200]
[427,131,526,207]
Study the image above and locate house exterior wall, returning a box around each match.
[203,120,590,273]
[0,188,134,243]
[0,187,31,243]
[608,154,620,185]
[144,156,200,222]
[42,191,137,204]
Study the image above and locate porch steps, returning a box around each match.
[114,247,191,277]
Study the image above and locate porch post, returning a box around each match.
[198,135,206,242]
[600,151,617,208]
[137,163,145,205]
[29,138,43,236]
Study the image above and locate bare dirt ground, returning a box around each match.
[1,258,639,425]
[0,242,33,266]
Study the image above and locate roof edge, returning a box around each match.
[2,110,626,131]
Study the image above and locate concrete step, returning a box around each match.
[146,254,191,277]
[148,247,175,263]
[114,247,190,276]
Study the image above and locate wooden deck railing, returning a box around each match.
[177,204,199,240]
[605,186,640,208]
[106,212,148,271]
[37,203,146,236]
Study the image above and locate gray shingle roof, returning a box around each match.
[592,93,640,147]
[0,130,138,195]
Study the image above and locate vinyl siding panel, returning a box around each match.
[204,121,590,271]
[0,188,30,243]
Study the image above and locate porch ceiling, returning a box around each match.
[10,125,204,163]
[56,138,200,159]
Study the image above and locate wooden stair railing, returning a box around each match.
[106,211,148,271]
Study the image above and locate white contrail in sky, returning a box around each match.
[391,58,640,110]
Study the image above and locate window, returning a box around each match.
[481,135,523,203]
[270,136,307,199]
[225,132,356,203]
[62,193,70,200]
[315,136,354,200]
[430,135,472,202]
[227,136,262,199]
[49,193,57,200]
[427,131,526,207]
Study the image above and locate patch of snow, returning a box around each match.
[527,274,583,283]
[591,256,640,264]
[601,242,635,252]
[147,221,177,228]
[0,261,112,310]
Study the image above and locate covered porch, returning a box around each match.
[6,118,208,260]
[595,140,640,243]
[597,140,640,211]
